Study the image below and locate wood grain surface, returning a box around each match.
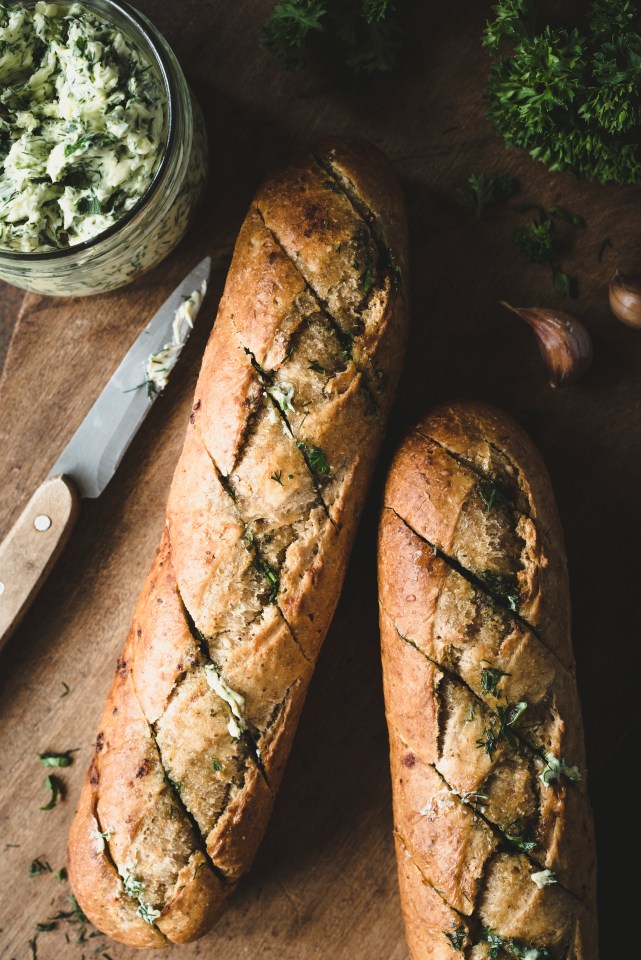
[0,1,638,957]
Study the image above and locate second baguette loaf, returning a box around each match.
[68,137,408,946]
[379,403,598,960]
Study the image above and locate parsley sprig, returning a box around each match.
[262,0,403,73]
[484,0,641,184]
[512,212,579,298]
[456,172,518,219]
[476,700,528,759]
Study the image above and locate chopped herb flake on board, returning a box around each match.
[37,749,77,767]
[456,172,518,218]
[40,775,62,811]
[29,857,52,877]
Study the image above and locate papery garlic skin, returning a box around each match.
[609,271,641,329]
[500,302,593,388]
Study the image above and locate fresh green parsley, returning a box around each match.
[29,857,52,877]
[478,570,520,612]
[476,700,528,758]
[443,924,467,951]
[481,928,505,959]
[480,665,509,699]
[262,0,403,74]
[480,928,551,960]
[35,921,57,933]
[211,757,222,772]
[512,213,578,298]
[40,774,61,811]
[297,440,331,477]
[255,557,280,603]
[37,749,77,767]
[504,825,537,852]
[457,172,518,218]
[270,470,284,485]
[479,481,500,513]
[513,217,557,265]
[484,0,641,185]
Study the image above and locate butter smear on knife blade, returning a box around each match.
[143,280,207,395]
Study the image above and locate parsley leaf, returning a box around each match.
[262,0,403,74]
[513,213,578,297]
[478,570,520,612]
[504,820,538,852]
[37,749,77,767]
[457,172,518,218]
[255,557,280,603]
[443,924,466,951]
[40,775,62,811]
[297,440,330,476]
[262,0,326,69]
[29,858,52,877]
[476,700,528,758]
[513,217,557,265]
[480,665,509,699]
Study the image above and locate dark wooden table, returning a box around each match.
[1,2,637,956]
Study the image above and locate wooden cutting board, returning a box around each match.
[1,1,639,956]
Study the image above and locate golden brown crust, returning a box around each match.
[379,403,598,960]
[69,138,408,945]
[384,424,573,670]
[67,777,165,949]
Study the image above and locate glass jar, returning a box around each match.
[0,0,208,297]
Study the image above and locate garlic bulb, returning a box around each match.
[609,271,641,329]
[500,302,593,388]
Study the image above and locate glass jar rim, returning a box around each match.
[0,0,177,263]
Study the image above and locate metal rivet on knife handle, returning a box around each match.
[0,477,81,651]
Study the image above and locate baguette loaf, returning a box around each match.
[68,138,408,946]
[378,403,598,960]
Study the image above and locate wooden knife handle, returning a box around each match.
[0,476,81,652]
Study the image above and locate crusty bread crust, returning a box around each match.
[379,404,598,960]
[68,138,409,946]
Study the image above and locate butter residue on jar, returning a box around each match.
[0,1,167,253]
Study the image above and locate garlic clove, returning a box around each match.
[500,302,593,388]
[609,270,641,328]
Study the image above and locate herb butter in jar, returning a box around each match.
[0,0,208,296]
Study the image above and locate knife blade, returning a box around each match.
[0,256,212,650]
